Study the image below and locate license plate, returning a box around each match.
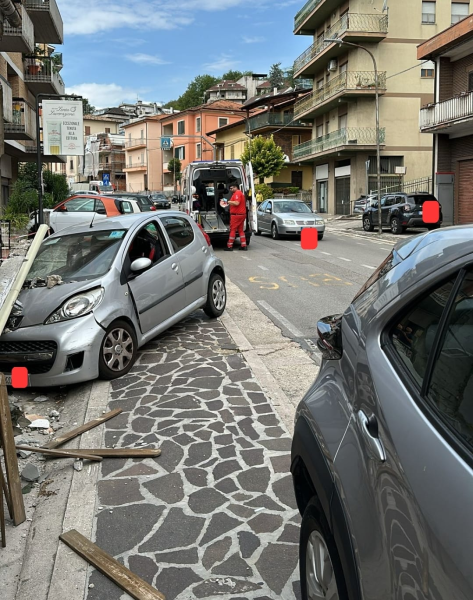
[3,373,31,387]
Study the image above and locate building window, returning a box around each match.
[218,117,228,128]
[196,117,201,133]
[340,62,348,73]
[452,2,469,23]
[177,120,185,135]
[175,146,185,160]
[129,156,132,167]
[105,128,111,134]
[422,1,436,23]
[85,126,91,135]
[316,125,324,139]
[105,156,109,164]
[231,144,235,159]
[317,78,324,89]
[422,61,436,77]
[196,143,201,159]
[338,114,347,130]
[69,159,74,171]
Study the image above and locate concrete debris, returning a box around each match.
[49,410,60,418]
[46,275,64,289]
[18,416,32,428]
[17,449,32,459]
[73,460,83,472]
[21,463,40,482]
[33,396,49,403]
[29,419,50,429]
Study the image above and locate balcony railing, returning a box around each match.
[295,0,324,31]
[24,0,64,44]
[126,160,146,168]
[294,71,387,118]
[246,112,309,132]
[24,56,65,95]
[0,76,13,123]
[0,4,35,54]
[294,13,389,74]
[293,127,385,160]
[125,138,147,148]
[4,99,36,140]
[420,92,473,130]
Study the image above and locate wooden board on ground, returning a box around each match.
[15,446,103,462]
[76,449,162,458]
[0,375,25,525]
[42,409,123,450]
[0,472,5,547]
[0,461,12,518]
[60,530,165,600]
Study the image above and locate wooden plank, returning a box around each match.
[0,472,6,548]
[60,530,165,600]
[0,461,12,518]
[74,448,161,458]
[42,409,123,450]
[15,446,103,462]
[0,376,25,525]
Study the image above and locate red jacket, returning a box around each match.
[230,190,246,215]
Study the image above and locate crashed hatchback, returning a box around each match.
[0,212,226,387]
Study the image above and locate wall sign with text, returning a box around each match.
[42,100,84,156]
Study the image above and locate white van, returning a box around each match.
[182,160,256,245]
[70,181,115,195]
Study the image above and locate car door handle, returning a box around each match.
[171,263,179,272]
[356,410,386,463]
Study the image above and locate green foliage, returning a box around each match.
[69,94,95,114]
[241,135,286,184]
[268,63,285,90]
[167,158,182,181]
[221,70,247,81]
[255,183,273,201]
[165,75,220,111]
[43,170,70,204]
[0,207,29,231]
[288,187,300,194]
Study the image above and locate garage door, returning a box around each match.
[458,160,473,224]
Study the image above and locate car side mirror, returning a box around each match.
[130,257,152,273]
[317,315,343,360]
[266,208,271,214]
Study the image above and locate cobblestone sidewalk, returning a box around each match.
[86,314,301,600]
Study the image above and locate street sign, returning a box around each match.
[102,173,110,186]
[42,100,84,156]
[161,137,172,151]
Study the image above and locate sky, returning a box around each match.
[57,0,310,109]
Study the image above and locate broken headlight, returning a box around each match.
[45,288,104,324]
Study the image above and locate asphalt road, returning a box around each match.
[214,227,400,361]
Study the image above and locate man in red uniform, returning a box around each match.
[225,183,247,251]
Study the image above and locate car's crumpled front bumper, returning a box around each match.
[0,313,105,387]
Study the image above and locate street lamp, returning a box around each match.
[325,38,382,235]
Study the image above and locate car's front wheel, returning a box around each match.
[318,233,324,241]
[300,498,348,600]
[271,223,280,240]
[363,216,374,232]
[204,273,226,318]
[98,320,137,380]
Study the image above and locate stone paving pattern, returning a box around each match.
[86,315,301,600]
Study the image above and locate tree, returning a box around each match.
[241,135,286,184]
[268,62,285,90]
[222,70,244,81]
[165,75,220,111]
[70,94,95,114]
[167,157,182,195]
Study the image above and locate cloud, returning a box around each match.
[126,53,170,65]
[242,36,265,44]
[66,83,146,109]
[203,55,241,72]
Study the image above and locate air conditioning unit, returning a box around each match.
[328,59,338,72]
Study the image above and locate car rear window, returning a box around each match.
[138,197,154,209]
[408,194,437,204]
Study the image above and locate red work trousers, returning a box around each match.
[228,213,247,248]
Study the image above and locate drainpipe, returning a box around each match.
[0,0,22,28]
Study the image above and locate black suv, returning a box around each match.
[362,192,442,234]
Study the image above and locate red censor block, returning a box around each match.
[423,201,440,224]
[301,228,318,250]
[11,367,28,388]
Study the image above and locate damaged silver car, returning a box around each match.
[0,212,226,387]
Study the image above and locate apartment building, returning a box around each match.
[418,13,473,225]
[205,80,248,104]
[0,0,65,206]
[292,0,466,214]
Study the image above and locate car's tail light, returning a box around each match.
[403,204,412,212]
[150,206,156,211]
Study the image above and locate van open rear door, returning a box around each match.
[245,161,257,232]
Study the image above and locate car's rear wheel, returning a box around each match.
[363,217,374,232]
[98,320,137,380]
[271,223,280,240]
[390,217,405,235]
[300,498,348,600]
[204,273,226,318]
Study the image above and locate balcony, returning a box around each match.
[420,92,473,136]
[0,4,35,53]
[1,76,13,123]
[294,71,387,120]
[293,127,385,161]
[4,99,36,141]
[294,13,389,77]
[24,0,64,44]
[246,112,311,132]
[294,0,344,35]
[3,140,65,162]
[124,160,147,172]
[125,138,147,149]
[24,56,65,95]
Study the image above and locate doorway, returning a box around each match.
[291,171,303,189]
[335,177,351,215]
[317,180,328,213]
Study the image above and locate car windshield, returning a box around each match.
[27,230,126,283]
[273,201,312,214]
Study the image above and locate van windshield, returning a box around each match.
[98,185,113,192]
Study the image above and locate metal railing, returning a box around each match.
[420,92,473,130]
[0,76,13,122]
[125,138,147,148]
[294,13,389,74]
[2,4,35,52]
[246,112,309,132]
[371,176,433,196]
[125,160,146,168]
[294,127,385,160]
[23,56,65,94]
[295,0,324,31]
[4,99,36,139]
[294,71,386,118]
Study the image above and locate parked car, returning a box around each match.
[363,191,442,234]
[111,192,156,213]
[256,199,325,240]
[354,194,376,213]
[0,212,226,387]
[70,190,100,196]
[149,193,171,210]
[291,225,473,600]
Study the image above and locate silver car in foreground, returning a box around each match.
[256,199,325,240]
[0,212,226,387]
[291,225,473,599]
